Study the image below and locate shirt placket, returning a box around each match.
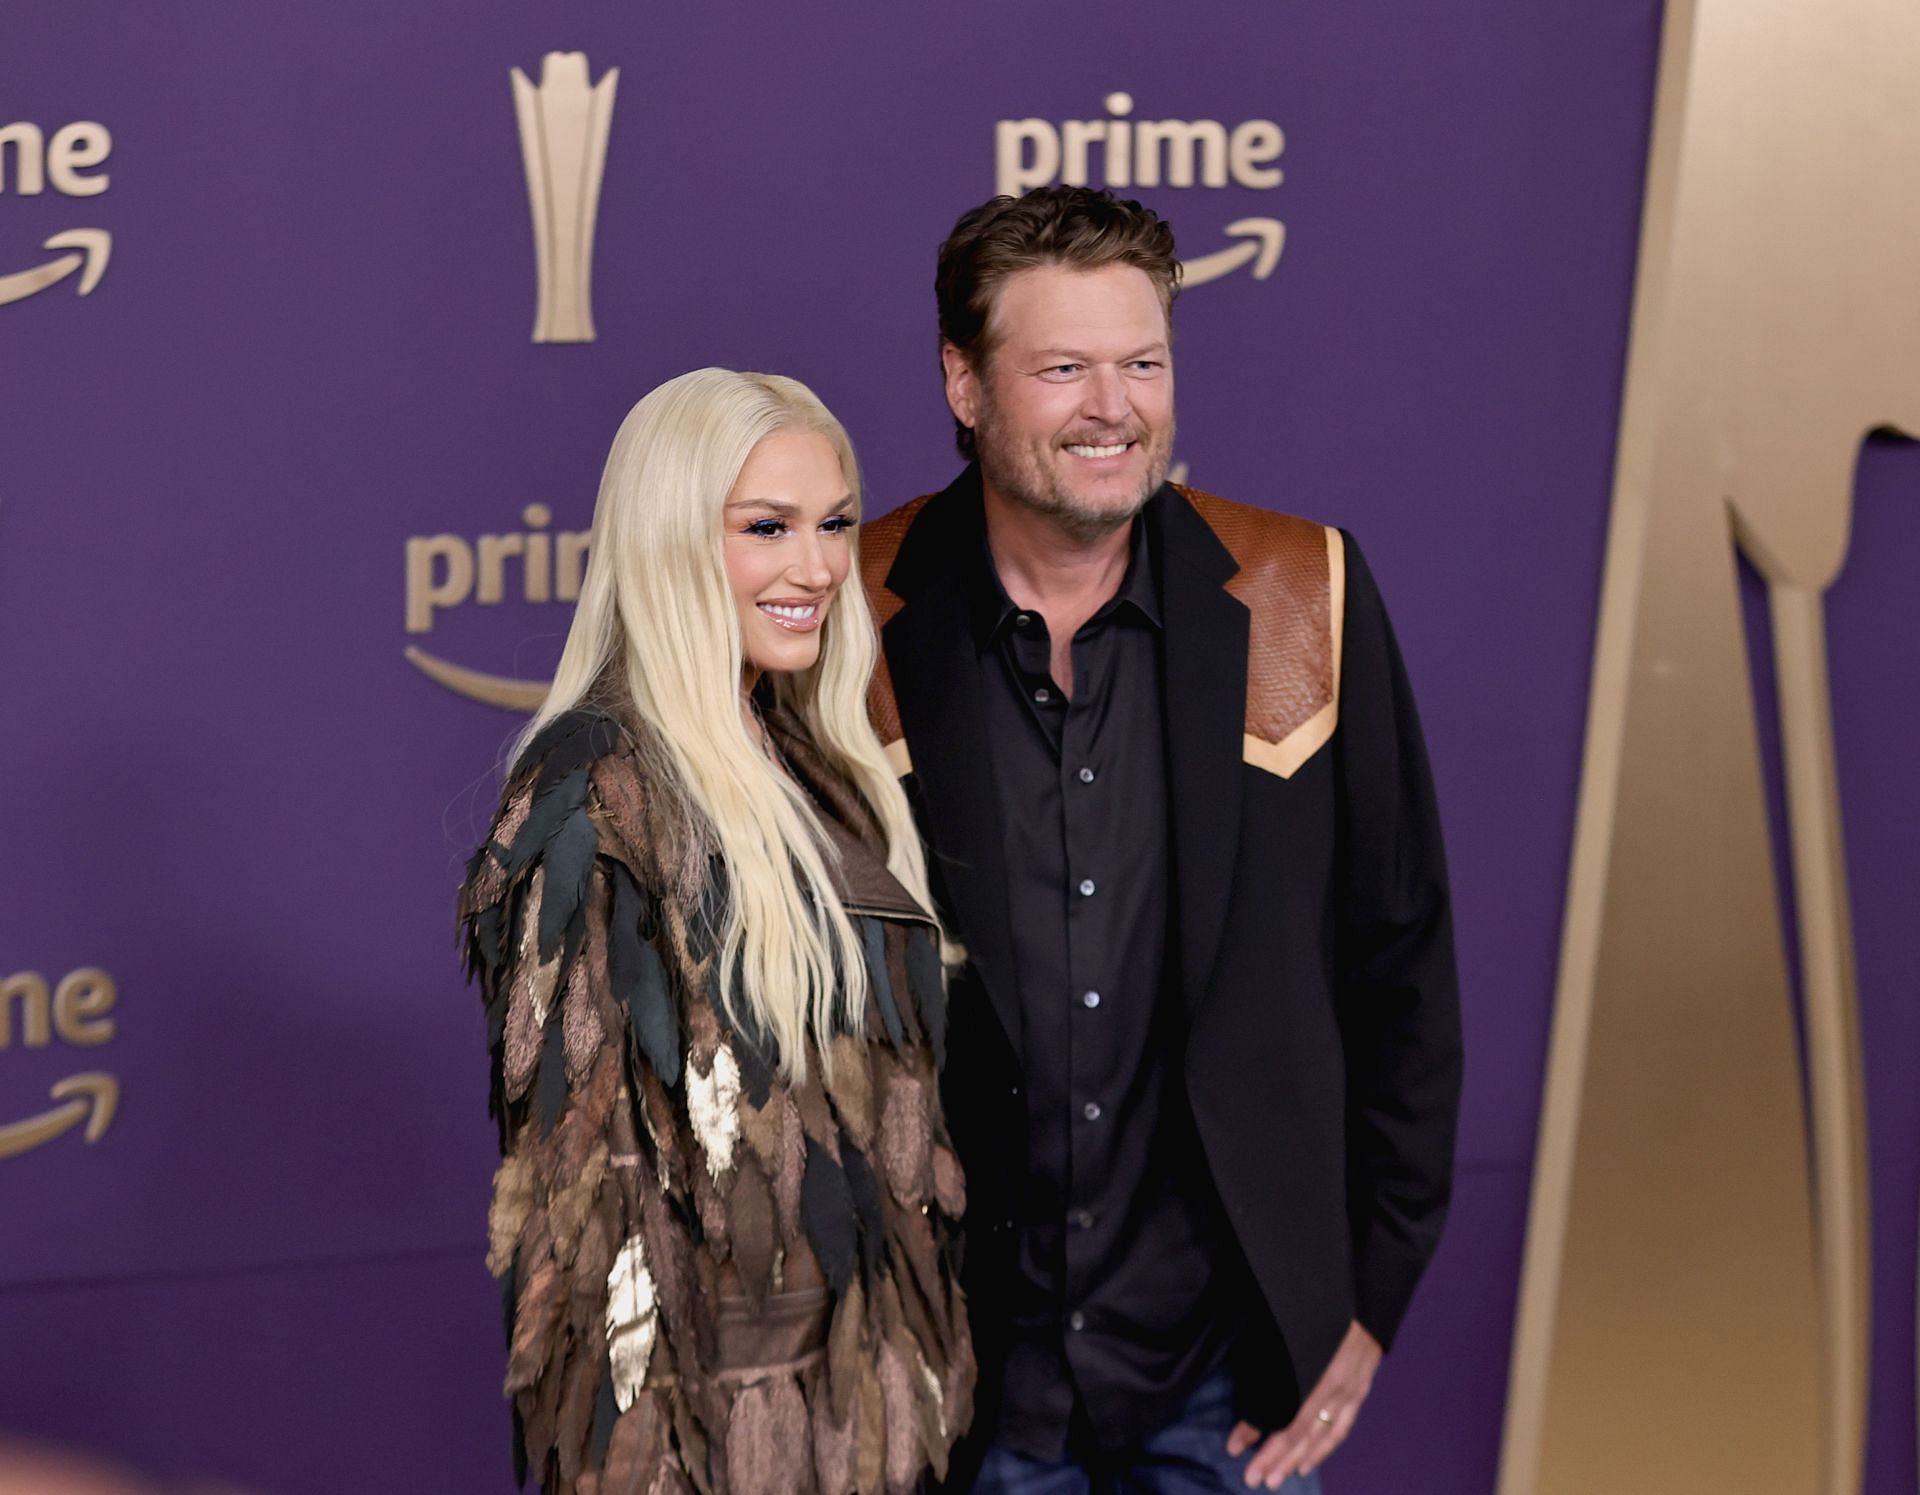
[1060,619,1109,1352]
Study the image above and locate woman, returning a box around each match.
[459,370,973,1495]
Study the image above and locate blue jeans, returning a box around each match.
[972,1370,1324,1495]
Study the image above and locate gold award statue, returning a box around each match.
[511,53,618,345]
[1503,1,1920,1492]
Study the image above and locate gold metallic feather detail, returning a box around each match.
[916,1354,948,1446]
[605,1233,659,1412]
[516,868,564,1027]
[686,1043,742,1178]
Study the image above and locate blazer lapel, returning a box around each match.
[881,482,1025,1055]
[1154,488,1250,1010]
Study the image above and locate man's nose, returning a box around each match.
[1081,365,1132,426]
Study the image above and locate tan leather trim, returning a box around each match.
[1242,525,1345,777]
[1174,486,1340,780]
[882,738,913,778]
[858,494,933,751]
[1243,704,1333,778]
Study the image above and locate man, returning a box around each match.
[859,187,1461,1494]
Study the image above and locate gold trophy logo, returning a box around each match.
[511,53,618,344]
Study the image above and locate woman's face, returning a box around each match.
[722,429,857,679]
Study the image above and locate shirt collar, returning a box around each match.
[963,476,1167,646]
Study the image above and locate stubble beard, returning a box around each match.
[973,387,1175,544]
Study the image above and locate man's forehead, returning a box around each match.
[987,263,1169,353]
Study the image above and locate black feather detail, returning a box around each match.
[470,904,506,985]
[463,837,493,890]
[904,927,947,1068]
[672,1186,707,1249]
[535,1026,568,1134]
[539,807,598,961]
[609,863,682,1087]
[503,767,590,877]
[840,1142,887,1281]
[687,857,729,969]
[485,981,509,1052]
[800,1135,858,1293]
[589,1361,620,1467]
[860,917,906,1050]
[511,1400,529,1488]
[524,709,624,800]
[731,1024,775,1110]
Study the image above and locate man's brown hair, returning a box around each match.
[935,186,1181,460]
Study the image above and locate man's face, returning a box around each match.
[947,262,1175,539]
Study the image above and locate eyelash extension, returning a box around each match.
[740,516,859,538]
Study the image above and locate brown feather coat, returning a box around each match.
[461,705,972,1494]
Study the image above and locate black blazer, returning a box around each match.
[860,471,1463,1454]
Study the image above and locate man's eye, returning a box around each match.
[1128,360,1163,373]
[743,518,787,538]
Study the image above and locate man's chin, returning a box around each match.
[1030,485,1152,540]
[1058,465,1166,524]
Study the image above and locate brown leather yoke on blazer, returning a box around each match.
[858,484,1344,780]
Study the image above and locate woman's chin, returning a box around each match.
[745,635,823,678]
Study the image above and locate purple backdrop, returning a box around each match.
[2,2,1913,1491]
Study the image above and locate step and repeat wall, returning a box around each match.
[3,3,1916,1492]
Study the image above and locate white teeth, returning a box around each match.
[1066,442,1130,458]
[759,603,818,621]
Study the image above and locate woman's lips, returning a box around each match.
[757,599,824,632]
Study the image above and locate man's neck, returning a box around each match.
[981,477,1133,619]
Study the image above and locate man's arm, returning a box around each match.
[1330,529,1464,1350]
[1235,530,1464,1487]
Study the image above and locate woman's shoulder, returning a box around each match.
[463,707,682,907]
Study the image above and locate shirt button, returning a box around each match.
[1033,687,1051,704]
[1073,1209,1095,1229]
[1082,1101,1102,1122]
[1016,612,1035,629]
[1078,878,1096,897]
[1082,990,1101,1009]
[1068,1311,1087,1332]
[1078,766,1096,784]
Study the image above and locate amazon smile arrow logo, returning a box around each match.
[1180,218,1284,288]
[2,117,115,304]
[0,228,111,306]
[0,1072,118,1161]
[406,645,549,712]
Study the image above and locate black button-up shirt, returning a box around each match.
[969,506,1230,1459]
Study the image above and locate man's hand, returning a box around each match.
[1225,1320,1383,1488]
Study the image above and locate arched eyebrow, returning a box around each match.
[724,494,858,517]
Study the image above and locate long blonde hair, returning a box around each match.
[516,368,935,1079]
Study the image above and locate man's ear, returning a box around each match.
[941,342,981,433]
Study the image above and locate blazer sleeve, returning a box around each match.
[1329,531,1465,1351]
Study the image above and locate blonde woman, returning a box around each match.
[459,370,973,1495]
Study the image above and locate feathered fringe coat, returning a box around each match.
[459,706,975,1495]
